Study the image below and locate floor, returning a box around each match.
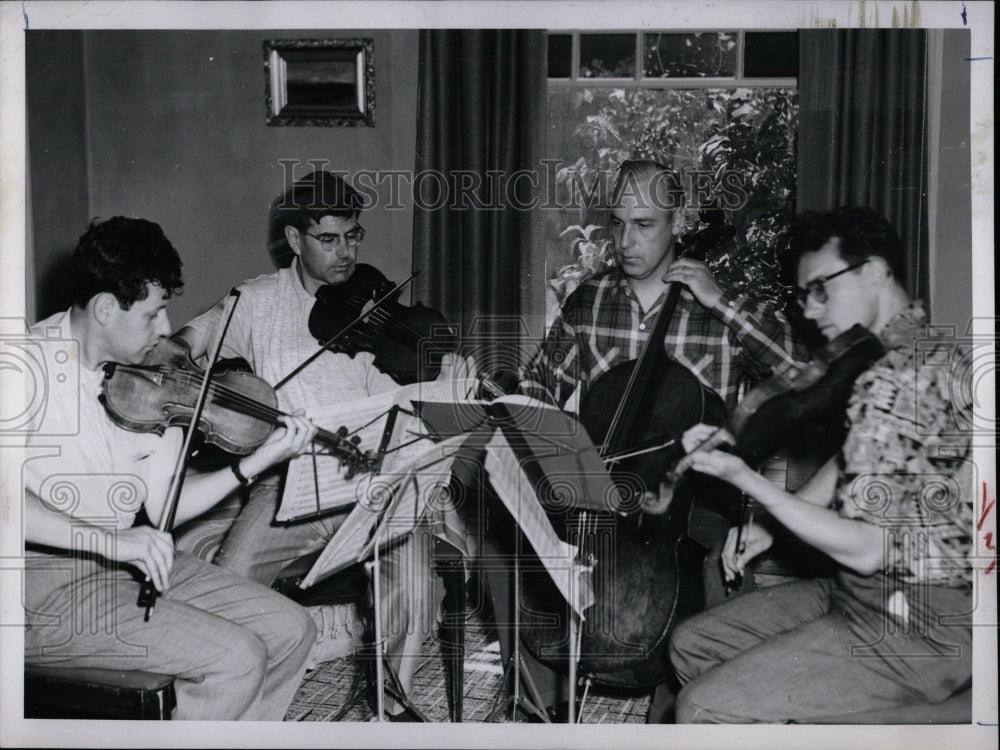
[286,597,652,723]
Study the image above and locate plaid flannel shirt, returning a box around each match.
[523,266,806,412]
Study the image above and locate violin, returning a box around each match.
[660,323,886,502]
[99,337,378,477]
[307,264,458,385]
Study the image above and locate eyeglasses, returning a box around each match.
[795,260,869,308]
[303,225,365,248]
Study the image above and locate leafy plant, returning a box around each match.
[546,86,798,311]
[552,223,616,300]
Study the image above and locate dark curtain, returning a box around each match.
[797,30,929,304]
[413,30,547,366]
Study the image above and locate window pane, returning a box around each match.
[643,32,737,78]
[579,34,635,78]
[548,33,572,78]
[744,32,799,77]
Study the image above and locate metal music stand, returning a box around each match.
[434,537,466,723]
[365,530,431,722]
[478,399,604,724]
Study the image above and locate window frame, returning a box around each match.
[547,30,797,88]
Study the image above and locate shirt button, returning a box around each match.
[639,323,646,331]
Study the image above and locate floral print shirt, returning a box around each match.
[835,303,973,588]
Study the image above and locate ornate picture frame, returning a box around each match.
[264,38,374,126]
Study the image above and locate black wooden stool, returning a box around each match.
[24,665,176,720]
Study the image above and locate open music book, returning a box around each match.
[276,378,481,523]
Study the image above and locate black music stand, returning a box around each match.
[434,537,467,723]
[415,396,603,724]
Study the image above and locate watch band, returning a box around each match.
[231,461,256,487]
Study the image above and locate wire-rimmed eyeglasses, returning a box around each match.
[795,260,869,308]
[303,225,365,248]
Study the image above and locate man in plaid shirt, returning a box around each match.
[523,159,806,610]
[523,162,802,415]
[485,160,806,722]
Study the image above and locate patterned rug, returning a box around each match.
[287,604,652,723]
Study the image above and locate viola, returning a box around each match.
[99,337,377,477]
[307,264,459,385]
[660,323,886,502]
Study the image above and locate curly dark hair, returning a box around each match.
[274,170,364,233]
[71,217,184,309]
[789,207,905,280]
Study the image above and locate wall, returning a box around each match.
[26,31,90,319]
[927,29,973,331]
[29,29,419,325]
[27,28,974,332]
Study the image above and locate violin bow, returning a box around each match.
[273,271,420,391]
[137,288,242,620]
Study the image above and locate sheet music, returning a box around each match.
[484,430,595,619]
[276,378,480,522]
[300,433,473,587]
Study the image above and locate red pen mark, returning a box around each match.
[978,482,996,575]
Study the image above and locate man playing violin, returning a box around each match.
[22,217,320,719]
[484,159,807,721]
[175,170,446,716]
[668,207,973,723]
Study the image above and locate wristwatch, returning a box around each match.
[231,460,257,487]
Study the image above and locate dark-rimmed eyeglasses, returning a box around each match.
[795,260,869,308]
[303,225,365,248]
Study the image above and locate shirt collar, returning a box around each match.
[608,266,687,316]
[878,301,927,350]
[288,258,316,302]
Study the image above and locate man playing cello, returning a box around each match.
[482,159,807,721]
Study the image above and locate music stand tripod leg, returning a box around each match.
[378,655,431,722]
[436,551,465,723]
[497,552,551,723]
[364,557,429,722]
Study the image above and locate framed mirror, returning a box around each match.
[264,38,374,126]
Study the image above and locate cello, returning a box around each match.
[520,246,731,688]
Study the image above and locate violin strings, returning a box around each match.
[358,306,509,393]
[151,368,361,456]
[361,307,442,349]
[323,291,509,386]
[319,291,429,350]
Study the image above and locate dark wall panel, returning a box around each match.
[27,31,90,319]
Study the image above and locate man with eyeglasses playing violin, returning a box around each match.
[175,169,451,719]
[22,216,319,719]
[667,207,973,723]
